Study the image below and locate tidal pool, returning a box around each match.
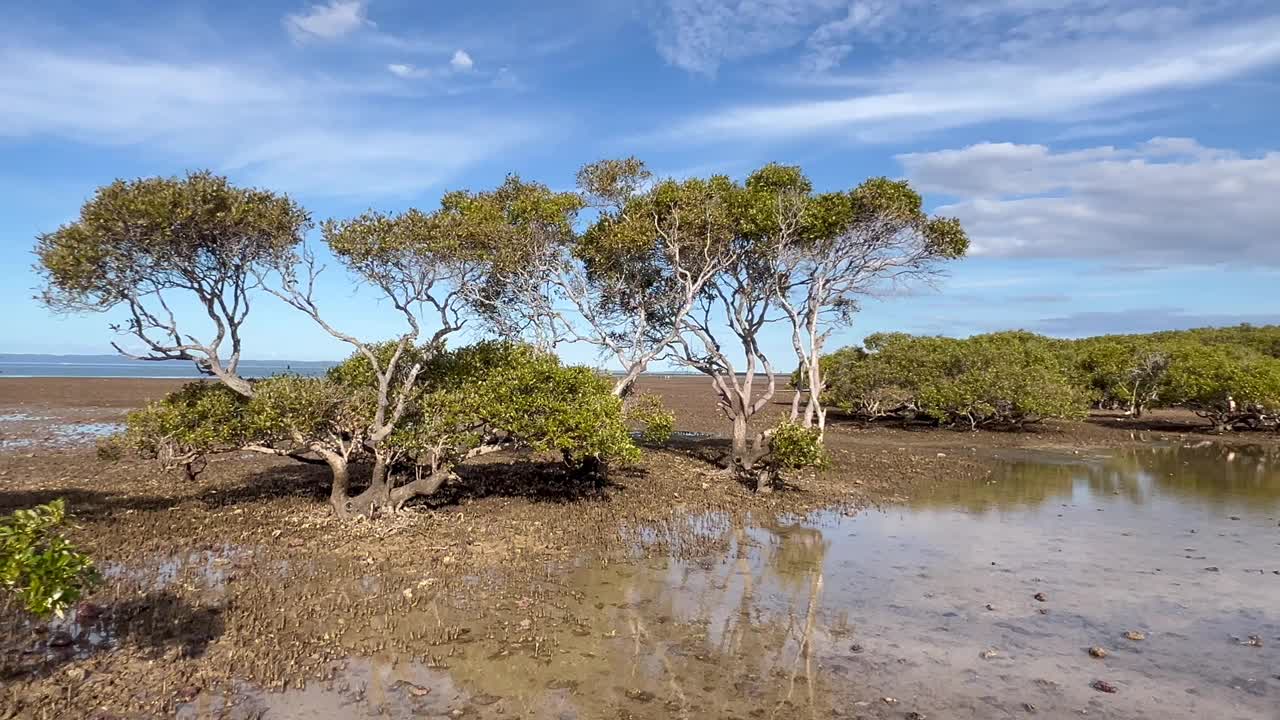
[174,443,1278,718]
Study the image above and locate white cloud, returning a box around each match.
[387,63,416,78]
[897,138,1280,265]
[0,46,542,198]
[450,49,474,71]
[384,50,504,89]
[285,0,372,42]
[387,52,477,81]
[662,16,1280,142]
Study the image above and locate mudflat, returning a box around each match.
[2,377,1278,719]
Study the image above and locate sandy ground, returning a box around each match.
[1,377,1276,719]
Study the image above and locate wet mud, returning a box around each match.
[2,379,1279,719]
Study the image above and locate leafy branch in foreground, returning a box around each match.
[0,500,98,618]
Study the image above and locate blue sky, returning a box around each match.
[2,0,1280,366]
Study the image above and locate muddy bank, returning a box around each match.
[2,378,1279,718]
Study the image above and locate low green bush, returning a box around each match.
[1,500,98,618]
[625,393,675,445]
[822,331,1086,430]
[769,421,828,470]
[820,325,1280,432]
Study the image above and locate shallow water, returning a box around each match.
[0,415,123,450]
[171,444,1278,718]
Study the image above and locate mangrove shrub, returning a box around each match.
[1,501,97,618]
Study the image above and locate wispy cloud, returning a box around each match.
[649,0,1271,77]
[284,0,373,43]
[1032,308,1280,337]
[898,137,1280,265]
[0,45,545,198]
[650,0,844,75]
[659,16,1280,142]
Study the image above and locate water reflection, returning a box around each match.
[432,444,1279,719]
[419,519,843,720]
[915,443,1280,515]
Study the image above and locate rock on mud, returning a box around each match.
[1091,680,1119,694]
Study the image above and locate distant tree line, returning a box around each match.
[806,325,1280,432]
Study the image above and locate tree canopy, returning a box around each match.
[36,171,310,396]
[40,161,967,505]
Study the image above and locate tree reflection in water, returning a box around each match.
[910,443,1280,514]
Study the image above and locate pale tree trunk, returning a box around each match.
[340,454,393,517]
[801,337,826,440]
[780,282,827,440]
[207,360,254,398]
[611,368,641,398]
[727,404,775,493]
[730,410,750,464]
[326,455,353,517]
[388,470,450,512]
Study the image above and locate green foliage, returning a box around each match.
[35,171,308,313]
[323,176,583,330]
[822,344,913,420]
[121,341,639,487]
[823,332,1086,429]
[1148,324,1280,359]
[1058,327,1280,429]
[1062,325,1280,416]
[913,332,1086,428]
[247,374,371,446]
[577,171,737,319]
[0,501,98,618]
[576,157,652,209]
[325,341,434,392]
[443,343,639,464]
[769,422,828,470]
[1161,343,1280,427]
[122,382,250,466]
[1065,337,1171,414]
[822,325,1280,432]
[626,393,675,445]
